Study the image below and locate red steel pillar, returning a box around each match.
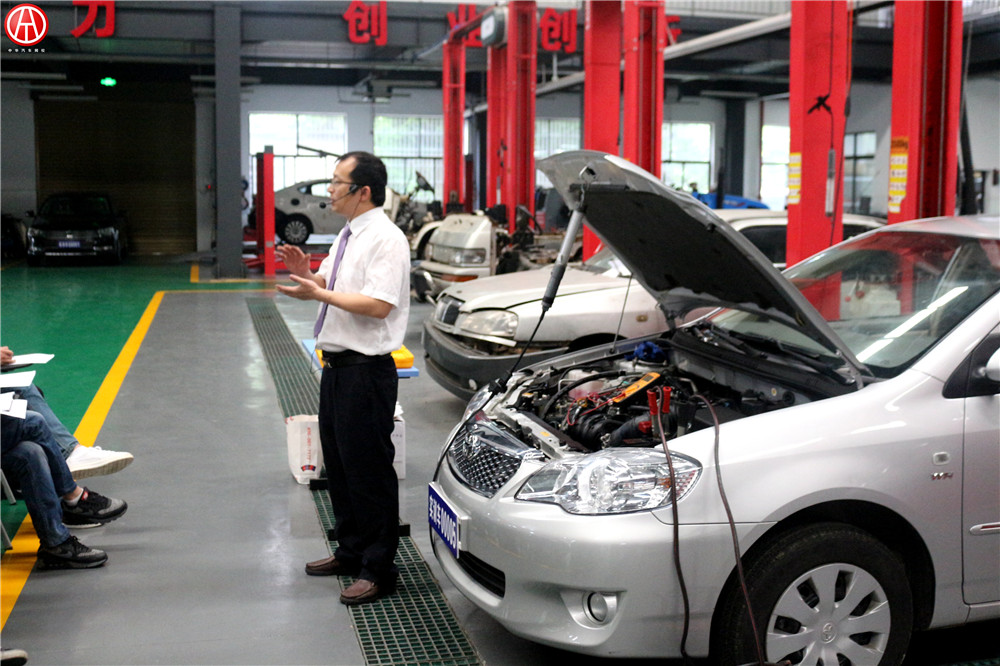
[485,45,507,210]
[622,0,665,178]
[583,0,621,258]
[502,0,537,232]
[888,0,962,223]
[443,39,466,210]
[787,0,850,267]
[255,150,276,276]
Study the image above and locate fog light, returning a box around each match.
[585,592,616,624]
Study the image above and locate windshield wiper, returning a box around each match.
[692,322,767,359]
[722,328,857,384]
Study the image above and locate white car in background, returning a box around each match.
[429,150,1000,663]
[423,209,883,400]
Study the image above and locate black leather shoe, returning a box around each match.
[305,555,360,577]
[339,578,397,606]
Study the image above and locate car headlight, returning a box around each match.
[457,310,518,338]
[27,227,42,238]
[516,449,702,514]
[431,243,487,265]
[462,385,495,421]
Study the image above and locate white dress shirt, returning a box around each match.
[314,207,410,356]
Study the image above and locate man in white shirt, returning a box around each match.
[276,151,410,605]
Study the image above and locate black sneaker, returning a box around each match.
[37,535,108,569]
[61,488,127,524]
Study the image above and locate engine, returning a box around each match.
[507,341,802,453]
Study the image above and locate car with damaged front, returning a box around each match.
[422,211,883,401]
[428,151,1000,664]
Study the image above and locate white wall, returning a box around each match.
[966,76,1000,215]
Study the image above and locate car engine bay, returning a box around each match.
[489,331,848,457]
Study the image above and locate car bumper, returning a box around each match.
[422,319,567,401]
[430,461,746,658]
[410,261,489,300]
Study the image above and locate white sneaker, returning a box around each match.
[66,445,134,480]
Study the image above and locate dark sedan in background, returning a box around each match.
[26,192,129,266]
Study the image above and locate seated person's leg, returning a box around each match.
[18,384,78,458]
[1,439,75,549]
[20,384,133,478]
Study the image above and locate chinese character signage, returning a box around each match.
[343,0,387,46]
[539,8,576,54]
[71,0,115,38]
[447,3,482,47]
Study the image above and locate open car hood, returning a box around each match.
[537,150,866,376]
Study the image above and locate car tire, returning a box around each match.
[278,215,312,245]
[26,254,42,267]
[711,523,913,666]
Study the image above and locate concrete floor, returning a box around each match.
[1,258,996,666]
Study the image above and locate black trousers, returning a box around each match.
[318,355,399,585]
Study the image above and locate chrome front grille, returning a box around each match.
[447,420,541,497]
[434,295,462,326]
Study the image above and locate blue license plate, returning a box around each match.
[58,240,81,248]
[428,483,460,559]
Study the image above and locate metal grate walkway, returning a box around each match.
[314,492,481,666]
[247,297,320,417]
[249,296,482,666]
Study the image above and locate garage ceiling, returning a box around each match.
[2,1,999,103]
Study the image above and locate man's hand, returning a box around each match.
[1,346,13,366]
[276,275,324,301]
[275,243,311,276]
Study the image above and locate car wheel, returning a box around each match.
[26,254,42,267]
[712,523,913,666]
[278,215,311,244]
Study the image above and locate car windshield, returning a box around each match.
[713,229,1000,378]
[581,247,631,278]
[40,195,111,218]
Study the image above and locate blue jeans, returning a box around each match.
[1,411,75,547]
[19,383,78,459]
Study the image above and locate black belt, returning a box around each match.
[320,349,391,369]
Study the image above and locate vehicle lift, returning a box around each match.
[244,148,327,277]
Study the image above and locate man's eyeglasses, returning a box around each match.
[331,178,355,187]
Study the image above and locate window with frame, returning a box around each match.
[843,131,877,215]
[535,118,581,187]
[760,124,790,211]
[248,113,347,192]
[661,122,712,193]
[374,115,444,202]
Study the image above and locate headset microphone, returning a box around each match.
[330,183,360,203]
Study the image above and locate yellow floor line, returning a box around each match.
[75,291,165,447]
[1,288,279,627]
[1,291,165,629]
[1,516,40,629]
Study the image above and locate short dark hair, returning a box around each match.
[340,151,387,206]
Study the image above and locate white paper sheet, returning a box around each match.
[12,353,54,365]
[0,371,36,389]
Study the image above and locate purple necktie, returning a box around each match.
[313,225,352,338]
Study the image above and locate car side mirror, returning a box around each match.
[984,347,1000,382]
